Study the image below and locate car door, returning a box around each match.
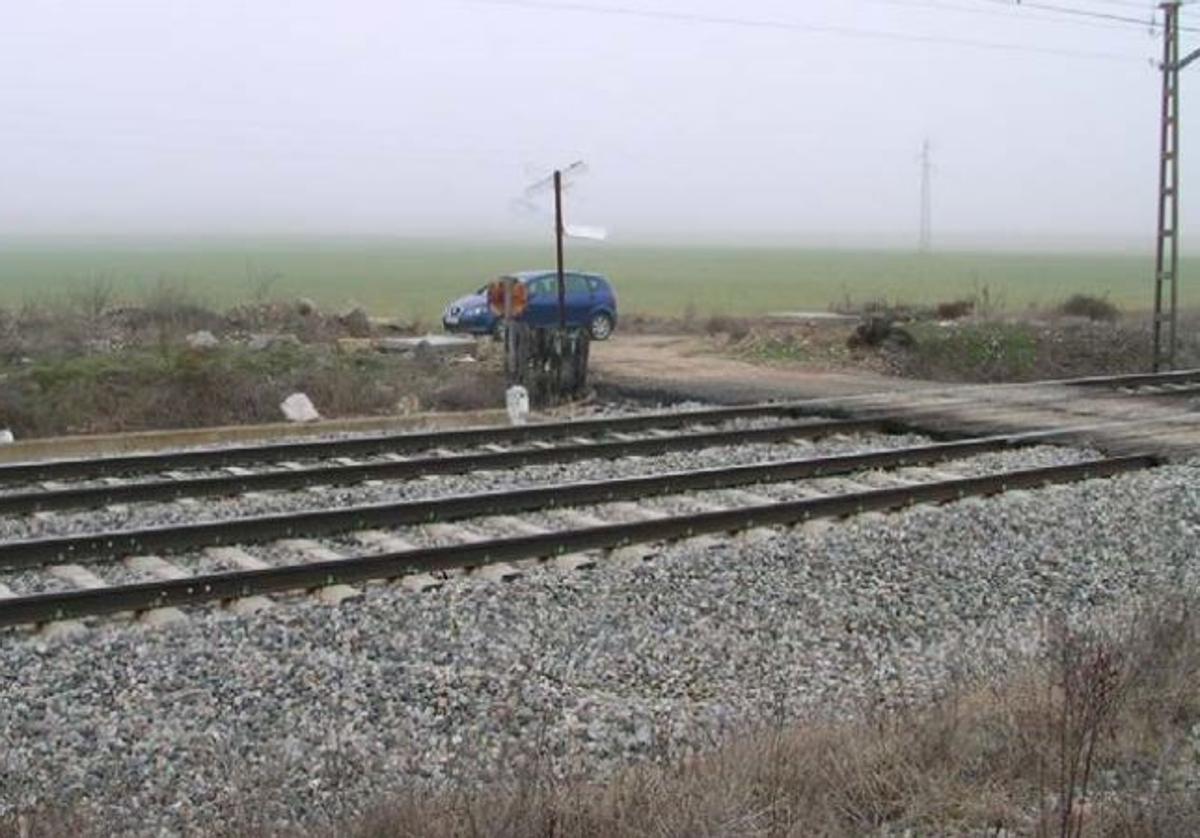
[522,275,556,327]
[565,273,594,327]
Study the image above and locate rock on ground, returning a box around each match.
[339,306,372,338]
[280,392,320,422]
[184,330,219,349]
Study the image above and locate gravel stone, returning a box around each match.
[1,452,1197,834]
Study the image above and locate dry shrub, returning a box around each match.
[0,307,19,359]
[934,298,975,320]
[428,369,506,411]
[66,274,117,322]
[703,315,751,341]
[137,278,217,342]
[682,299,698,329]
[853,298,917,322]
[848,316,914,350]
[1058,294,1119,323]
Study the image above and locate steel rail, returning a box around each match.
[0,418,884,515]
[611,369,1200,416]
[0,403,828,485]
[0,434,1024,572]
[4,367,1198,487]
[0,455,1154,628]
[1061,369,1200,388]
[1114,383,1200,397]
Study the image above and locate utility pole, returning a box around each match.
[919,139,933,253]
[520,160,596,334]
[554,169,566,330]
[1154,2,1182,371]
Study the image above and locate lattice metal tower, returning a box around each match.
[1154,2,1182,371]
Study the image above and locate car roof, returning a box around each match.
[508,270,608,283]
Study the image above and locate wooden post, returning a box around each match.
[554,170,566,330]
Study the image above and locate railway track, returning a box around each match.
[0,402,839,485]
[1,368,1195,633]
[0,417,883,515]
[0,434,1034,570]
[0,442,1157,629]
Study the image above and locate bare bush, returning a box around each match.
[134,278,219,347]
[681,299,698,329]
[244,258,284,304]
[67,274,117,322]
[703,315,751,341]
[934,298,974,320]
[1058,294,1119,323]
[848,315,915,350]
[428,370,506,411]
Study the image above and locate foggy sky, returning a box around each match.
[1,0,1187,246]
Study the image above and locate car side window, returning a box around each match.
[526,277,547,297]
[566,274,589,295]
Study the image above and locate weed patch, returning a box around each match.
[903,321,1040,382]
[0,345,501,437]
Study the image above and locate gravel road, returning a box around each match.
[2,451,1197,835]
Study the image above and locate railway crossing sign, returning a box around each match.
[487,277,528,318]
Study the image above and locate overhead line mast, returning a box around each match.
[1154,2,1180,371]
[1151,1,1200,371]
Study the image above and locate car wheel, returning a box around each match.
[588,312,614,341]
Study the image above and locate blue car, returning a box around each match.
[441,270,618,340]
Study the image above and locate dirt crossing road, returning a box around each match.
[591,335,1200,459]
[591,334,927,403]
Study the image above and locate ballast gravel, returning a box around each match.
[2,455,1199,835]
[0,429,934,543]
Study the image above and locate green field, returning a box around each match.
[0,237,1184,319]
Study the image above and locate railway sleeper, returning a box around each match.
[423,524,522,582]
[277,539,363,605]
[352,531,442,592]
